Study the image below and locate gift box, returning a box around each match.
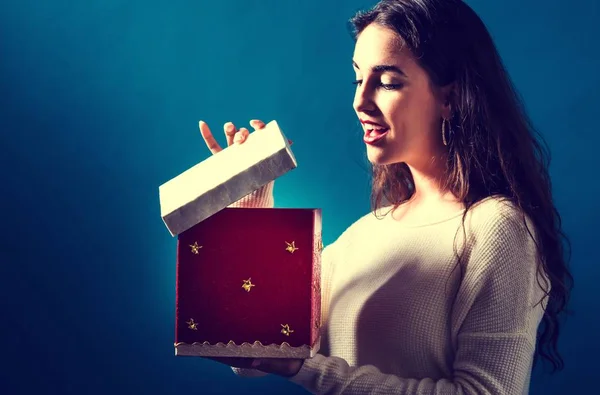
[174,207,322,358]
[159,120,322,358]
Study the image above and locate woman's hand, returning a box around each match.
[251,358,304,377]
[199,119,265,153]
[206,356,304,377]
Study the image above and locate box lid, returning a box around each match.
[158,120,297,236]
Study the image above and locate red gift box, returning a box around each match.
[174,207,322,358]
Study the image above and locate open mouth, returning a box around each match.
[364,127,389,137]
[363,127,389,144]
[360,119,389,144]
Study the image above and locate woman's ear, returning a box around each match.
[440,82,456,118]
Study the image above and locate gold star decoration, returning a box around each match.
[285,241,298,254]
[242,278,256,292]
[280,324,294,336]
[186,318,198,330]
[189,242,202,254]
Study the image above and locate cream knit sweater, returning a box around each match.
[229,183,547,395]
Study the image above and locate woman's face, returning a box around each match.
[352,23,450,167]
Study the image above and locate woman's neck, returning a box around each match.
[406,155,456,205]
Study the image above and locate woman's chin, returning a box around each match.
[366,149,402,166]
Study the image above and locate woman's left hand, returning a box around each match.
[207,357,304,377]
[252,358,304,377]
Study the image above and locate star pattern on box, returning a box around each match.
[285,241,298,254]
[242,278,256,292]
[189,241,203,254]
[187,318,198,330]
[280,324,294,336]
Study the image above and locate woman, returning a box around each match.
[198,0,573,393]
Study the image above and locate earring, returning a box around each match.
[442,118,451,146]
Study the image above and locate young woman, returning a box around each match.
[198,0,573,393]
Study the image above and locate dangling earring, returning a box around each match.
[442,118,451,146]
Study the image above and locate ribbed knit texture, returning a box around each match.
[229,189,546,395]
[227,181,275,209]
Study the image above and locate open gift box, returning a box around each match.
[159,121,322,358]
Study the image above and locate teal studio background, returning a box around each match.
[1,0,598,394]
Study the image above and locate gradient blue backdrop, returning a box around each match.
[1,0,598,394]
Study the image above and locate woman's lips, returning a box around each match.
[363,128,389,144]
[360,119,389,144]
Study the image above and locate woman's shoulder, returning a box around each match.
[465,194,534,241]
[460,196,542,286]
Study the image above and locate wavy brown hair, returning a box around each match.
[349,0,573,372]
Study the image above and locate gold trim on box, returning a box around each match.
[174,339,320,358]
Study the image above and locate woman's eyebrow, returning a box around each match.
[352,60,407,77]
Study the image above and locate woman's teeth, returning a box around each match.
[366,127,388,136]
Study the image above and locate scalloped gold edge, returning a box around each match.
[174,339,320,358]
[175,340,308,347]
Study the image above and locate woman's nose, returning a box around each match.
[353,84,375,113]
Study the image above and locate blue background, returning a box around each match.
[1,0,597,393]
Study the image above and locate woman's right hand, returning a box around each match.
[198,119,275,208]
[199,119,259,152]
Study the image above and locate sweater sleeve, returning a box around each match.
[286,207,547,395]
[227,181,274,209]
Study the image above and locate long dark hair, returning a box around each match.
[349,0,573,372]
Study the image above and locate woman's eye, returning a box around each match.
[381,83,403,90]
[352,79,403,90]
